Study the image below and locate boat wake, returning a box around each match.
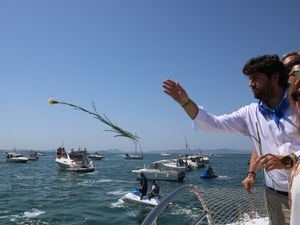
[95,179,112,183]
[77,178,112,186]
[0,209,45,223]
[23,209,45,218]
[216,175,232,180]
[106,189,128,196]
[110,198,125,208]
[226,213,268,225]
[16,175,35,180]
[169,204,200,221]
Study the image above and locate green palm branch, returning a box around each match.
[48,98,139,142]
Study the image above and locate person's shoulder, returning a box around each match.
[236,103,258,114]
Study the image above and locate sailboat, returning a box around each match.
[124,140,143,160]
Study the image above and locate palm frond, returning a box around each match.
[48,98,139,142]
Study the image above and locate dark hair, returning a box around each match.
[243,54,287,88]
[281,51,300,62]
[282,52,300,74]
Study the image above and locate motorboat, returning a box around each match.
[55,147,95,172]
[5,152,28,163]
[132,168,185,182]
[152,159,172,168]
[186,154,209,164]
[37,151,46,156]
[124,153,143,160]
[124,189,160,206]
[163,158,191,172]
[160,152,171,157]
[185,157,205,168]
[163,162,189,172]
[88,152,104,160]
[28,151,39,160]
[124,140,143,160]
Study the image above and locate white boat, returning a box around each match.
[163,162,188,172]
[124,189,160,206]
[160,152,171,157]
[152,159,172,168]
[88,152,104,160]
[28,151,39,160]
[186,154,209,164]
[5,152,28,163]
[37,151,46,156]
[124,140,143,160]
[163,158,191,172]
[183,159,204,168]
[124,153,143,160]
[132,168,185,181]
[55,147,95,172]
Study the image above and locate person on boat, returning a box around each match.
[138,172,148,200]
[163,54,300,225]
[176,158,184,166]
[56,147,62,158]
[148,180,160,200]
[62,148,67,158]
[205,166,214,177]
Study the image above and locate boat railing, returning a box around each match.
[141,184,213,225]
[141,184,268,225]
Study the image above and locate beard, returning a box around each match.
[252,83,275,102]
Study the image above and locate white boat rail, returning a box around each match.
[141,184,268,225]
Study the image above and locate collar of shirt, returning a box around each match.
[258,90,289,127]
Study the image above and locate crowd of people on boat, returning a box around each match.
[163,51,300,225]
[176,158,187,167]
[56,147,67,159]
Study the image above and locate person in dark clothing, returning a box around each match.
[206,166,214,177]
[148,180,160,200]
[138,172,148,200]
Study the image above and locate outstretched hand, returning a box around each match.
[162,79,189,104]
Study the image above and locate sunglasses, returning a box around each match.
[292,91,300,102]
[289,71,300,78]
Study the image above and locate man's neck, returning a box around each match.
[264,87,285,109]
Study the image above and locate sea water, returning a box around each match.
[0,152,262,225]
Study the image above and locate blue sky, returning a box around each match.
[0,0,299,152]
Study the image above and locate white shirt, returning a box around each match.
[193,101,300,192]
[290,172,300,225]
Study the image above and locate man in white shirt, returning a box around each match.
[163,54,300,225]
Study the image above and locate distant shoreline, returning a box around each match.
[0,148,251,155]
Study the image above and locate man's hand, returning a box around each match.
[242,175,255,193]
[254,154,285,172]
[163,79,189,105]
[163,79,199,119]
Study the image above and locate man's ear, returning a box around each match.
[271,72,280,84]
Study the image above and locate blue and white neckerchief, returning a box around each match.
[258,98,289,127]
